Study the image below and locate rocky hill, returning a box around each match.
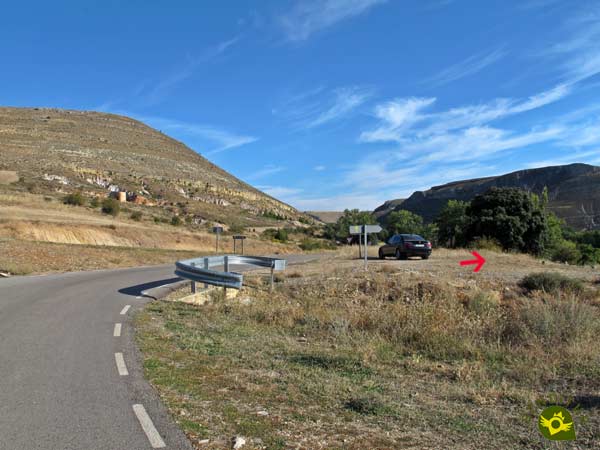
[372,199,405,220]
[305,211,345,224]
[375,164,600,230]
[0,107,305,226]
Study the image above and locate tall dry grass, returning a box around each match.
[232,266,600,387]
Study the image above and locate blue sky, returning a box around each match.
[3,0,600,210]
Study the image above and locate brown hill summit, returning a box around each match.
[375,164,600,230]
[0,106,302,225]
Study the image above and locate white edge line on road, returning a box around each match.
[113,323,122,337]
[133,404,166,448]
[120,305,131,315]
[115,352,129,376]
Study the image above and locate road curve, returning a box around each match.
[0,254,320,450]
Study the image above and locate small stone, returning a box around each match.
[256,410,269,416]
[297,337,308,343]
[198,439,210,445]
[233,436,246,449]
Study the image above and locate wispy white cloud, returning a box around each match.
[406,125,564,163]
[258,184,382,210]
[314,165,326,171]
[359,97,435,142]
[525,149,600,168]
[424,48,507,87]
[360,83,571,144]
[544,6,600,84]
[136,115,257,154]
[258,186,304,199]
[140,36,239,106]
[518,0,564,10]
[349,77,596,206]
[276,85,373,129]
[279,0,386,42]
[307,86,373,127]
[247,165,286,180]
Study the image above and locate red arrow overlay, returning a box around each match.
[460,251,486,272]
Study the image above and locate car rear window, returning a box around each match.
[404,235,425,241]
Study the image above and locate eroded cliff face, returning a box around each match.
[376,164,600,230]
[0,107,301,222]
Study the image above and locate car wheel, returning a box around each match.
[378,249,385,260]
[422,255,429,260]
[396,249,407,260]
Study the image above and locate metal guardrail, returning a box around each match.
[175,255,287,290]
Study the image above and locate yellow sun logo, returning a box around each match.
[538,406,576,441]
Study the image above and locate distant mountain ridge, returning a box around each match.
[375,164,600,230]
[0,106,303,225]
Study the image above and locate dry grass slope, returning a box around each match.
[136,249,600,449]
[0,106,303,225]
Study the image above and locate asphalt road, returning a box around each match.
[0,254,320,450]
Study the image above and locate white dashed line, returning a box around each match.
[133,404,166,448]
[113,323,122,337]
[120,305,131,315]
[114,353,129,376]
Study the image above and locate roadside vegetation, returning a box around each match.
[325,187,600,266]
[137,250,600,449]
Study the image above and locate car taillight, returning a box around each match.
[426,242,432,248]
[406,242,413,247]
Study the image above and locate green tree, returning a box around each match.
[435,200,469,247]
[420,223,439,245]
[324,209,375,240]
[274,228,288,242]
[171,215,182,226]
[466,187,548,255]
[545,212,565,248]
[101,198,120,217]
[578,243,600,265]
[63,192,85,206]
[384,210,423,235]
[548,239,581,264]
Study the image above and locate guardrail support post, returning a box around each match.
[203,257,209,289]
[270,266,275,292]
[223,256,229,297]
[191,281,196,293]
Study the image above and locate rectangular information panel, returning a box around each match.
[349,224,383,270]
[364,224,382,233]
[349,225,362,235]
[349,225,382,234]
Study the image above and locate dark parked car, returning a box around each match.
[379,234,432,260]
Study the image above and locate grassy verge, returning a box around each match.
[136,256,600,449]
[0,238,201,274]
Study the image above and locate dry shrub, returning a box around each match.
[518,272,584,296]
[237,268,600,384]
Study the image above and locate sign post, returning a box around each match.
[233,235,246,254]
[349,226,362,258]
[212,226,223,253]
[349,224,382,270]
[364,224,368,270]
